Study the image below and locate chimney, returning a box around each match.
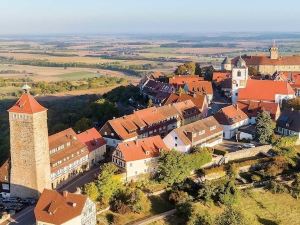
[72,203,77,208]
[63,191,68,198]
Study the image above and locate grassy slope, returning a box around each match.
[150,190,300,225]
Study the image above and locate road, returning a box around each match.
[1,166,100,225]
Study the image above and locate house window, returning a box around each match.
[237,71,241,77]
[175,143,178,147]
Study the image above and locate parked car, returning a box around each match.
[242,143,255,148]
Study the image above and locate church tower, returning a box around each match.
[8,85,51,198]
[270,40,279,60]
[231,56,248,104]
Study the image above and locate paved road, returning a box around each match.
[1,166,100,225]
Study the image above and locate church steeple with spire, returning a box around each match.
[270,40,279,60]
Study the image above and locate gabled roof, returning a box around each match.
[116,136,169,162]
[34,189,88,225]
[172,116,223,146]
[8,93,46,114]
[277,109,300,132]
[169,75,204,86]
[163,93,206,110]
[214,105,248,125]
[232,55,300,66]
[237,100,280,120]
[77,128,106,153]
[238,80,295,102]
[185,80,213,95]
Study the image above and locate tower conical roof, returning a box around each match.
[8,93,47,114]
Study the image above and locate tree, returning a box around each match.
[169,190,191,205]
[175,62,196,75]
[176,86,185,95]
[188,147,212,171]
[256,111,275,144]
[90,98,119,124]
[83,182,99,202]
[97,163,122,204]
[216,207,248,225]
[265,156,288,177]
[292,173,300,199]
[248,66,258,76]
[74,117,92,132]
[187,210,214,225]
[158,150,190,186]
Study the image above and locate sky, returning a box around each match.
[1,0,300,35]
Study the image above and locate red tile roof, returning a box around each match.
[185,80,213,95]
[163,93,206,110]
[116,136,169,162]
[237,100,280,120]
[8,93,46,114]
[169,75,204,87]
[214,105,248,125]
[77,128,106,153]
[232,55,300,66]
[212,72,231,85]
[34,189,87,225]
[238,80,295,102]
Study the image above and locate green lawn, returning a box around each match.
[150,190,300,225]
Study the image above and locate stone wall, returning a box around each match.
[9,111,51,198]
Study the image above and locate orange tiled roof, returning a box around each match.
[169,75,204,86]
[237,100,279,120]
[185,80,213,95]
[34,189,87,225]
[232,55,300,66]
[116,135,169,162]
[8,93,46,114]
[164,93,206,109]
[238,80,295,102]
[101,101,199,140]
[77,128,106,153]
[212,72,231,84]
[214,105,248,125]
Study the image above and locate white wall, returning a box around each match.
[125,157,159,181]
[222,119,249,139]
[163,130,190,153]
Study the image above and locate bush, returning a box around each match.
[168,190,191,205]
[111,200,131,214]
[266,180,288,194]
[251,174,261,182]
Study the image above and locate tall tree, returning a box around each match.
[216,207,248,225]
[256,111,275,144]
[83,182,99,202]
[97,163,122,204]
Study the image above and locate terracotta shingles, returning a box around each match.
[185,80,213,95]
[77,128,106,153]
[238,80,295,102]
[214,105,248,125]
[117,136,169,162]
[213,72,231,85]
[8,93,46,114]
[232,55,300,66]
[34,189,87,225]
[164,93,206,110]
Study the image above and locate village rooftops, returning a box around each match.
[77,128,106,153]
[116,135,169,162]
[238,79,295,102]
[214,105,248,125]
[8,93,47,114]
[277,109,300,133]
[169,75,204,87]
[212,71,231,85]
[172,116,223,146]
[184,80,213,95]
[34,189,87,225]
[100,100,199,141]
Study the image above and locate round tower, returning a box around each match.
[8,86,51,198]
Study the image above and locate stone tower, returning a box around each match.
[231,56,248,104]
[8,85,51,198]
[221,57,232,71]
[270,40,279,60]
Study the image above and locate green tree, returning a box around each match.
[256,111,275,144]
[83,182,99,202]
[158,150,190,186]
[188,147,212,170]
[90,98,119,124]
[248,66,258,76]
[292,173,300,199]
[187,209,214,225]
[175,62,196,75]
[216,207,248,225]
[97,163,122,204]
[74,117,92,132]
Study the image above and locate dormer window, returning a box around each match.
[145,151,150,155]
[210,126,216,131]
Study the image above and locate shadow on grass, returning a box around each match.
[257,216,280,225]
[149,192,174,214]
